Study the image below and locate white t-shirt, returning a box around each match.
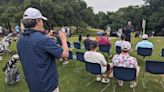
[84,51,107,73]
[115,40,126,47]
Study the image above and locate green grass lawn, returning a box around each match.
[0,36,164,92]
[73,28,100,37]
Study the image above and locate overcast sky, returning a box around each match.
[84,0,145,13]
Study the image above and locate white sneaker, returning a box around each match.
[59,58,63,61]
[118,80,123,86]
[96,76,101,82]
[62,61,69,65]
[101,78,110,84]
[130,81,137,88]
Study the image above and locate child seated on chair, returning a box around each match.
[112,41,140,88]
[84,40,112,84]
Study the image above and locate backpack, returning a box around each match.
[2,59,21,85]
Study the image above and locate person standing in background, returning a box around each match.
[20,23,25,33]
[151,31,155,37]
[117,27,123,38]
[15,25,20,34]
[79,33,82,42]
[0,26,3,37]
[123,21,134,42]
[106,25,111,39]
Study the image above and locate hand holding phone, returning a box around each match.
[58,31,66,43]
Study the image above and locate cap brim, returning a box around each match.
[42,16,47,20]
[122,48,130,51]
[20,16,47,21]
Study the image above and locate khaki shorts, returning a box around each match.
[52,87,59,92]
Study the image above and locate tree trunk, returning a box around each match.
[76,25,79,33]
[7,22,12,33]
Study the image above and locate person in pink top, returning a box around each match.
[98,33,111,46]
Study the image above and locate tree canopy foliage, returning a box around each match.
[0,0,163,35]
[0,0,95,29]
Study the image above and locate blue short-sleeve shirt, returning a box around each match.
[135,40,154,50]
[17,29,63,92]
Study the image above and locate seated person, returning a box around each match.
[83,34,92,50]
[96,32,103,41]
[98,33,111,46]
[96,35,100,42]
[115,34,126,47]
[112,41,140,88]
[84,41,112,83]
[135,34,154,50]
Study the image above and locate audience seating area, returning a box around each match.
[60,39,164,92]
[1,37,163,92]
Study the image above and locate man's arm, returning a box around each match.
[39,31,68,59]
[58,31,68,58]
[99,54,107,66]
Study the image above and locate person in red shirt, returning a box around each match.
[98,33,111,46]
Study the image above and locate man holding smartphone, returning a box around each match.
[17,7,68,92]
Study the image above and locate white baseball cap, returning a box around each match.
[142,34,148,39]
[23,7,47,20]
[121,41,131,51]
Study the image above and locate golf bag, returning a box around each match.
[2,54,20,85]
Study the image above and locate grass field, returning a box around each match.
[0,36,164,92]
